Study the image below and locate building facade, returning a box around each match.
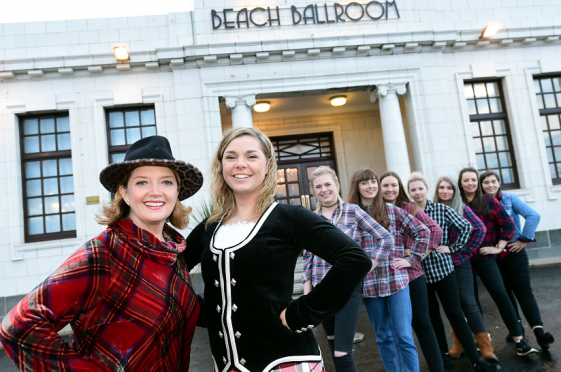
[1,0,561,313]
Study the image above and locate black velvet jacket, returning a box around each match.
[183,203,371,372]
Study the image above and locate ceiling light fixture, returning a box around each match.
[254,101,271,112]
[482,24,499,39]
[114,46,130,61]
[330,96,347,106]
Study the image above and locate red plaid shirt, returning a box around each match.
[468,195,515,262]
[0,219,199,371]
[302,203,394,287]
[449,205,487,266]
[361,204,430,298]
[399,201,442,282]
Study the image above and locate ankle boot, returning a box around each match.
[333,353,358,372]
[474,333,499,363]
[449,327,466,359]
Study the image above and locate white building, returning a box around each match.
[1,0,561,316]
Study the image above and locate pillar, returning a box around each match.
[225,95,256,128]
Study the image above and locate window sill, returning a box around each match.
[14,237,83,254]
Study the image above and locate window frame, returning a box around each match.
[465,79,520,189]
[270,132,337,166]
[18,113,77,243]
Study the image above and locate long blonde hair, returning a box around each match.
[309,166,344,222]
[206,127,277,228]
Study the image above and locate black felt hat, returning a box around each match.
[99,136,203,201]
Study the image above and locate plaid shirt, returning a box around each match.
[302,203,394,287]
[0,219,199,372]
[399,201,443,282]
[423,200,472,283]
[468,194,515,262]
[449,205,487,266]
[361,203,430,298]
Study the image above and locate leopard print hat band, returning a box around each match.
[99,136,203,201]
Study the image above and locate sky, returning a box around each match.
[1,0,195,24]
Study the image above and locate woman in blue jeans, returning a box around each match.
[480,170,555,350]
[348,168,428,372]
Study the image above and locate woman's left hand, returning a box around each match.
[436,245,451,254]
[393,258,412,269]
[479,246,503,255]
[509,241,527,253]
[280,309,291,331]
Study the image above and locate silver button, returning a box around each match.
[223,356,227,363]
[301,327,307,332]
[213,254,218,262]
[219,331,223,338]
[235,331,241,338]
[232,304,238,312]
[295,330,302,333]
[216,305,221,312]
[308,325,314,329]
[240,358,246,365]
[230,252,235,259]
[231,278,237,286]
[214,280,219,287]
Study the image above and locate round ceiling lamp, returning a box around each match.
[330,96,347,106]
[254,101,271,112]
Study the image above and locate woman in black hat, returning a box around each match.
[0,136,204,371]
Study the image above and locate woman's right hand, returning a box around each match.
[303,280,312,295]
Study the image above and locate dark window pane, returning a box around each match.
[549,115,561,130]
[483,137,496,152]
[57,116,70,132]
[59,158,72,175]
[141,109,156,125]
[62,213,76,231]
[534,80,542,93]
[24,136,40,153]
[126,127,141,144]
[41,134,56,152]
[61,195,75,212]
[289,198,301,205]
[542,79,553,93]
[541,116,548,130]
[110,129,125,146]
[489,98,502,113]
[498,152,511,167]
[60,176,74,194]
[537,95,544,110]
[552,131,561,146]
[26,180,42,197]
[476,99,490,114]
[45,196,60,214]
[276,184,287,198]
[554,78,561,92]
[544,131,552,146]
[496,136,509,151]
[28,217,44,235]
[493,120,506,135]
[277,169,285,182]
[476,154,486,170]
[43,160,58,177]
[464,85,474,99]
[550,163,558,179]
[467,100,477,115]
[547,147,554,162]
[28,198,43,216]
[142,126,156,138]
[485,153,499,168]
[40,117,55,134]
[486,82,499,97]
[286,168,298,182]
[544,94,557,108]
[112,153,126,163]
[471,122,481,137]
[288,184,300,197]
[57,133,71,150]
[474,83,487,98]
[26,161,41,178]
[45,215,61,233]
[277,199,287,204]
[501,168,514,184]
[554,147,561,162]
[557,94,561,107]
[24,118,39,135]
[473,137,482,152]
[43,178,59,195]
[125,111,140,127]
[109,112,124,128]
[480,121,494,136]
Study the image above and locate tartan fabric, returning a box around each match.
[399,201,443,282]
[422,200,472,283]
[361,203,430,298]
[302,203,394,286]
[468,194,515,262]
[219,360,325,372]
[0,219,199,372]
[449,205,487,266]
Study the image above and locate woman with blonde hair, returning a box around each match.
[302,166,394,372]
[1,136,204,371]
[184,128,372,372]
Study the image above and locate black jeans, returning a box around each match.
[409,275,444,372]
[426,272,479,362]
[322,285,361,355]
[455,260,487,334]
[472,257,523,337]
[497,248,543,328]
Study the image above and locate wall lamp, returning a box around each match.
[254,101,271,112]
[114,46,130,61]
[482,24,499,39]
[330,96,347,106]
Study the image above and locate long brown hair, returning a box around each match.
[206,127,277,228]
[458,167,490,216]
[380,171,417,215]
[480,170,502,196]
[309,166,344,222]
[347,168,390,230]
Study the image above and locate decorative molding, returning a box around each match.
[369,83,407,102]
[225,95,257,110]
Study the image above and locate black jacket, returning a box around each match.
[183,203,371,372]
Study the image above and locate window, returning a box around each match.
[270,132,335,164]
[534,76,561,184]
[19,114,76,242]
[106,107,157,163]
[464,80,519,189]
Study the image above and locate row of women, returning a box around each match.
[0,127,553,372]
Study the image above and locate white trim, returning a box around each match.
[261,347,323,372]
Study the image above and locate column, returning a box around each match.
[225,94,256,128]
[370,84,411,182]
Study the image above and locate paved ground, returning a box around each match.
[1,265,560,371]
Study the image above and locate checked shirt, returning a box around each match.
[361,203,430,298]
[302,202,394,287]
[449,205,487,266]
[423,200,472,283]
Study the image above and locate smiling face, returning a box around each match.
[408,180,428,203]
[222,135,268,199]
[312,173,339,207]
[437,180,454,205]
[481,174,501,196]
[358,178,378,205]
[460,171,479,196]
[381,176,399,204]
[119,166,179,234]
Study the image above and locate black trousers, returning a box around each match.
[498,248,543,328]
[472,257,523,337]
[322,285,361,354]
[427,272,479,362]
[409,275,444,372]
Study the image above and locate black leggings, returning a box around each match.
[427,272,479,362]
[322,285,361,355]
[409,275,444,372]
[472,257,523,337]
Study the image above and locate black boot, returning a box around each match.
[333,353,358,372]
[534,328,555,350]
[472,357,499,372]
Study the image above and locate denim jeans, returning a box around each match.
[455,259,487,334]
[363,286,419,372]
